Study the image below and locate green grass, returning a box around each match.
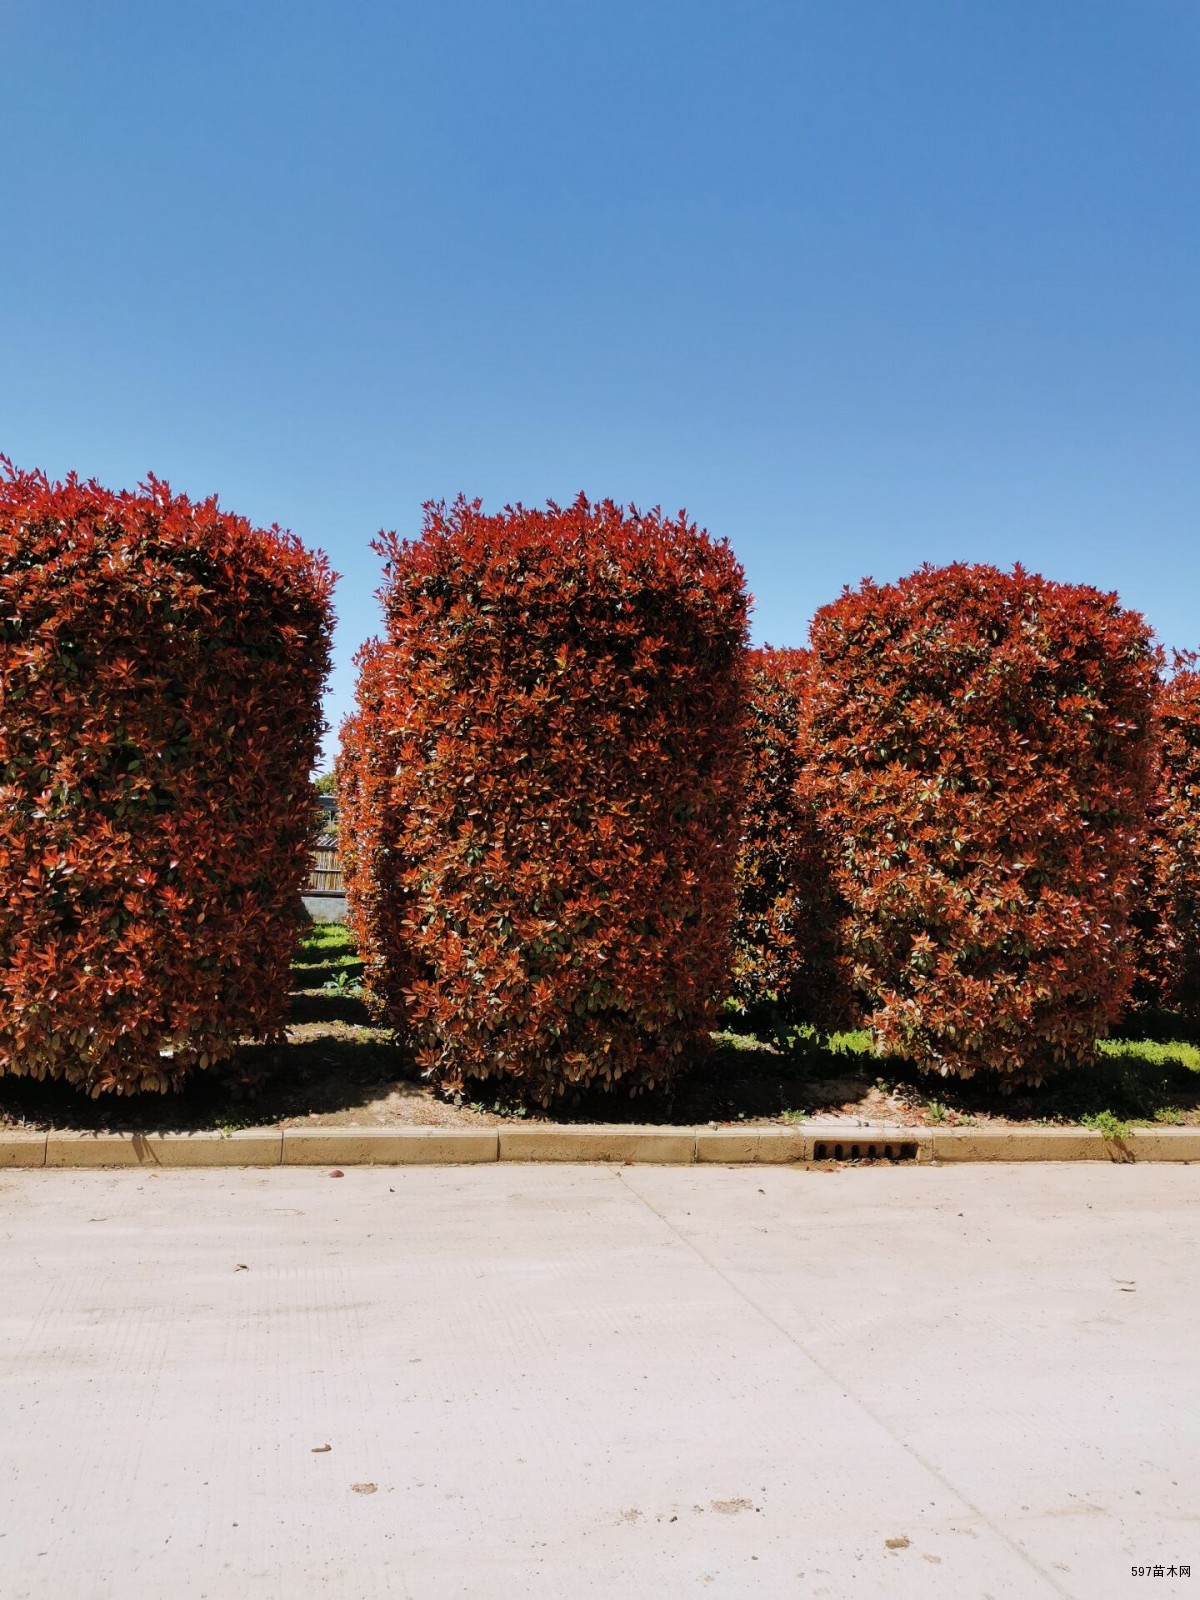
[297,922,357,957]
[827,1029,874,1056]
[1098,1036,1200,1073]
[1081,1109,1132,1141]
[710,1028,776,1054]
[292,923,363,988]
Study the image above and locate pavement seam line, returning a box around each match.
[614,1168,1077,1600]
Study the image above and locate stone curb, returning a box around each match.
[497,1126,697,1163]
[42,1131,285,1168]
[281,1128,498,1165]
[0,1130,48,1168]
[2,1124,1198,1168]
[696,1129,813,1164]
[1120,1128,1200,1161]
[929,1127,1110,1162]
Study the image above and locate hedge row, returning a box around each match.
[0,464,333,1094]
[343,538,1187,1097]
[2,464,1196,1101]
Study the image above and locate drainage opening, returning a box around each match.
[813,1139,918,1163]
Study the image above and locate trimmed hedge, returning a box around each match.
[732,647,842,1023]
[1133,660,1200,1024]
[337,640,425,1028]
[803,563,1159,1083]
[339,494,748,1104]
[0,463,333,1093]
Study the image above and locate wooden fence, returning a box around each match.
[307,795,344,897]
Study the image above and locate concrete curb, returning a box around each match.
[1,1130,48,1168]
[929,1127,1111,1162]
[2,1123,1198,1169]
[281,1127,499,1165]
[43,1130,285,1168]
[1120,1128,1200,1161]
[497,1125,697,1164]
[696,1129,814,1163]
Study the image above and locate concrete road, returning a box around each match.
[0,1165,1195,1599]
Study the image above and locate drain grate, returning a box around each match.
[812,1139,918,1163]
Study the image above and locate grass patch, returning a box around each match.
[1098,1036,1200,1073]
[291,922,364,989]
[1081,1109,1132,1142]
[827,1029,874,1056]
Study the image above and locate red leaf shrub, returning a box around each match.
[337,640,426,1027]
[1132,659,1200,1023]
[802,563,1160,1083]
[338,494,748,1104]
[0,462,334,1094]
[732,647,843,1023]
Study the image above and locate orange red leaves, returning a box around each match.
[1133,659,1200,1022]
[0,460,334,1094]
[337,494,748,1105]
[802,563,1160,1083]
[732,648,844,1025]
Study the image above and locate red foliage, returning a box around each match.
[802,563,1160,1082]
[1132,659,1200,1023]
[337,641,425,1027]
[0,462,334,1094]
[338,494,748,1104]
[732,647,843,1022]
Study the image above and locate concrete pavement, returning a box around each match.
[0,1164,1196,1598]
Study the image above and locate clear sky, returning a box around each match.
[3,0,1196,767]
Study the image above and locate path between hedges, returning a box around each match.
[1,1164,1196,1598]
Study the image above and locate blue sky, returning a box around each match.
[3,0,1196,767]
